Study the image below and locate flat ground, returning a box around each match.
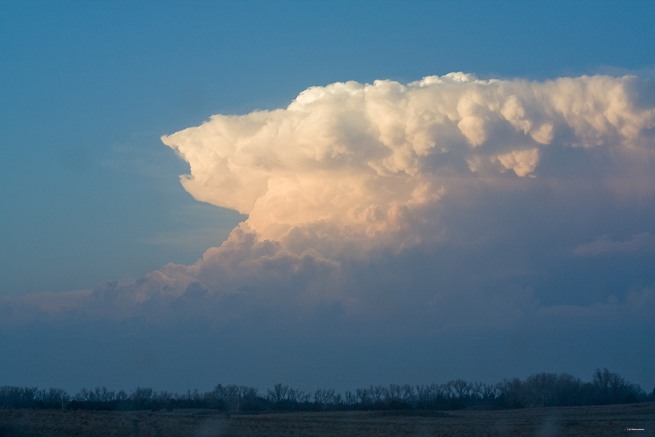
[0,403,653,436]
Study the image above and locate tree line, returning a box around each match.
[1,369,653,412]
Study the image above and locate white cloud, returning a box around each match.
[162,73,655,254]
[494,148,540,177]
[7,73,654,319]
[2,74,655,387]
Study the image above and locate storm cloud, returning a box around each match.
[2,73,654,391]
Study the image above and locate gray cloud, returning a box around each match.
[573,233,655,256]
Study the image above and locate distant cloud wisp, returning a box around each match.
[573,233,655,256]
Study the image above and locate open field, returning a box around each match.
[0,403,653,436]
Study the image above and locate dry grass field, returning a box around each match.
[0,403,653,436]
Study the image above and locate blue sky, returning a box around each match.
[1,1,654,393]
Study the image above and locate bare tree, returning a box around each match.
[313,388,336,406]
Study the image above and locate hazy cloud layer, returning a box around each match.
[2,73,654,390]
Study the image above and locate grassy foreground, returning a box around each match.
[0,402,653,436]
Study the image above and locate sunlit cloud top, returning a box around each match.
[162,74,654,255]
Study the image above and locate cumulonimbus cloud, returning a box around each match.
[3,72,655,394]
[3,73,655,330]
[161,73,655,256]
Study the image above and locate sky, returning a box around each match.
[1,1,654,394]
